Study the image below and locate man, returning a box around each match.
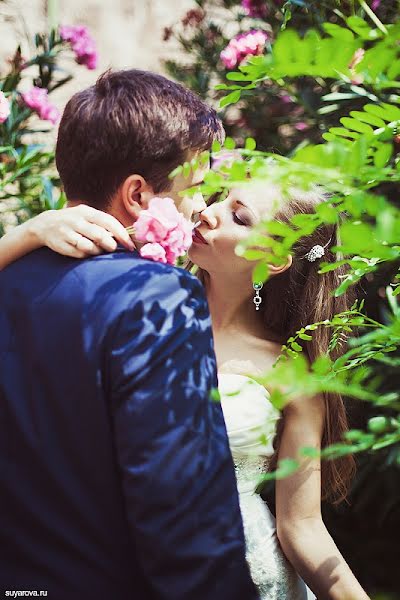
[0,70,258,599]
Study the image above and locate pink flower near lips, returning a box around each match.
[0,91,11,123]
[140,243,167,264]
[135,197,180,242]
[134,197,194,265]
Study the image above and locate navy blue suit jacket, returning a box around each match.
[0,247,258,600]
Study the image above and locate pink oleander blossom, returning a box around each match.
[241,0,268,19]
[220,30,268,69]
[134,197,194,265]
[59,24,98,70]
[0,91,11,124]
[21,87,60,125]
[21,87,48,111]
[39,103,60,125]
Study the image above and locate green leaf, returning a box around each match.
[323,23,355,42]
[373,143,393,168]
[349,110,386,128]
[224,137,236,150]
[210,388,221,403]
[245,137,256,151]
[298,333,313,341]
[340,117,374,135]
[291,342,303,352]
[220,90,241,108]
[274,458,300,479]
[169,165,182,179]
[252,261,269,284]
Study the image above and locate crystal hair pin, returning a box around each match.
[302,237,333,262]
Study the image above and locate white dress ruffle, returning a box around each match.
[219,373,315,600]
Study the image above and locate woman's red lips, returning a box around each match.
[192,228,208,245]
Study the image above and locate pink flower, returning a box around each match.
[241,0,268,19]
[294,122,308,131]
[140,243,167,263]
[21,86,48,111]
[21,86,60,125]
[59,25,89,44]
[371,0,381,9]
[0,91,11,123]
[59,24,98,70]
[134,197,194,265]
[220,45,238,69]
[220,30,268,69]
[135,197,180,242]
[39,103,60,124]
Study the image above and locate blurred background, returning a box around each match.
[0,0,193,119]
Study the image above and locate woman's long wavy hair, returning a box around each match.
[189,186,356,504]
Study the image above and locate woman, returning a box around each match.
[0,183,369,600]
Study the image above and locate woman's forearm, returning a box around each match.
[278,519,369,600]
[0,217,43,270]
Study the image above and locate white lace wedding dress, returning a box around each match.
[219,373,315,600]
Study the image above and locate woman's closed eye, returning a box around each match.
[232,211,250,226]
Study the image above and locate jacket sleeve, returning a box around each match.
[109,265,258,600]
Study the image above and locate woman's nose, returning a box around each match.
[192,192,207,214]
[199,206,218,229]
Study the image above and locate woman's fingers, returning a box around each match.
[53,240,96,259]
[79,206,135,250]
[74,220,118,253]
[36,204,136,257]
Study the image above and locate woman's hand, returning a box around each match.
[27,204,135,258]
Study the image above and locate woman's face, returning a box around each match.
[188,183,282,276]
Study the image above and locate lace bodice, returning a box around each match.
[218,373,280,494]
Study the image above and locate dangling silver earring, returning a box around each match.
[253,282,263,311]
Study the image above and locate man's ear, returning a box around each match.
[121,175,154,219]
[267,253,293,275]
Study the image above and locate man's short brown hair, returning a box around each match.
[56,69,224,208]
